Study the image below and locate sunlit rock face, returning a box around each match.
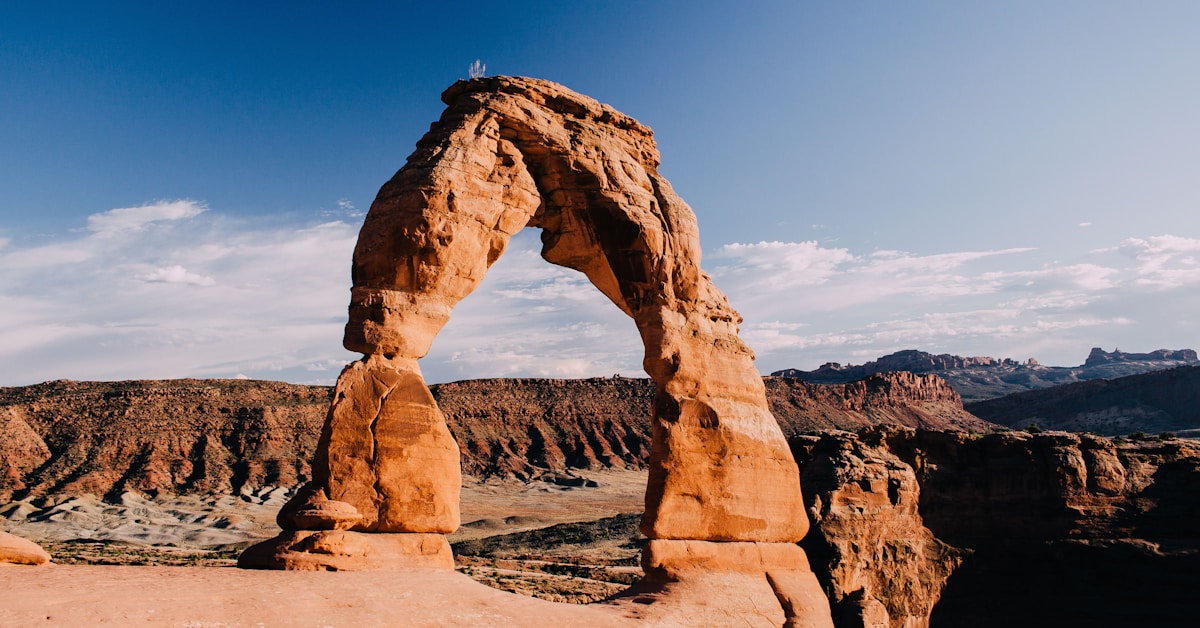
[244,75,830,623]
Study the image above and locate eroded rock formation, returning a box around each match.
[240,76,830,624]
[791,431,964,628]
[966,364,1200,436]
[0,530,50,565]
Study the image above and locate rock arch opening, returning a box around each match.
[241,76,832,626]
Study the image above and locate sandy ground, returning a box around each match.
[1,469,649,549]
[453,469,647,541]
[0,564,642,627]
[0,471,652,626]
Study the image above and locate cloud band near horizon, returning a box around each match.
[1,200,1197,386]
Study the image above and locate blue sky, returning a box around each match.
[2,2,1199,385]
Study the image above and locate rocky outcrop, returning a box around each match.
[793,426,1200,628]
[791,431,964,628]
[440,373,989,480]
[774,350,1007,382]
[0,530,50,565]
[1084,347,1197,367]
[766,373,991,434]
[434,377,653,479]
[966,365,1200,436]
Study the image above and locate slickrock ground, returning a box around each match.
[0,529,50,564]
[0,566,641,627]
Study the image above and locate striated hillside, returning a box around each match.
[774,347,1198,402]
[764,372,986,433]
[966,365,1200,436]
[0,379,330,502]
[0,372,989,499]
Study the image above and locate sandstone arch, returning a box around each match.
[242,77,831,626]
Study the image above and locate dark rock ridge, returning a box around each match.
[774,347,1199,402]
[0,374,988,500]
[966,365,1200,437]
[792,427,1200,628]
[1084,347,1197,367]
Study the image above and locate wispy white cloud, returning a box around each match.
[140,265,216,286]
[427,232,643,380]
[2,202,1197,384]
[0,200,359,385]
[1111,235,1200,289]
[86,199,207,235]
[708,236,1197,371]
[714,241,855,286]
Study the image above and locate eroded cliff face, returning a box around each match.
[791,431,964,628]
[1,374,987,500]
[793,426,1200,628]
[0,379,330,502]
[766,373,988,434]
[433,377,653,478]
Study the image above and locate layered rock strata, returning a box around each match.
[0,379,328,503]
[965,364,1200,436]
[0,374,988,501]
[244,75,831,622]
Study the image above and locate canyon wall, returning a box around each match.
[1,373,986,499]
[793,426,1200,628]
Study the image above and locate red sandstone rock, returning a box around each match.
[284,356,461,534]
[792,430,964,627]
[255,74,826,622]
[273,77,809,549]
[238,530,453,571]
[0,374,987,500]
[0,530,51,565]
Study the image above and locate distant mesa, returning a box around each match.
[1083,347,1197,367]
[773,347,1199,403]
[773,349,1021,381]
[966,364,1200,436]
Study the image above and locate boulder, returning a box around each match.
[0,531,51,566]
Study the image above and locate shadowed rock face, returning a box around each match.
[245,76,831,624]
[792,430,964,628]
[794,427,1200,628]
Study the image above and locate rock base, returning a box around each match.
[237,530,453,571]
[0,531,51,566]
[608,540,833,628]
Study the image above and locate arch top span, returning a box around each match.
[243,76,831,626]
